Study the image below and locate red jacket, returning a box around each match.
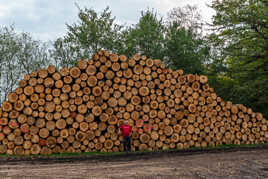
[120,124,132,137]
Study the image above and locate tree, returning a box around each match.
[164,22,210,74]
[209,0,268,71]
[0,27,19,103]
[56,5,210,75]
[49,37,79,69]
[123,9,166,59]
[123,7,210,74]
[165,5,210,74]
[63,6,124,60]
[0,26,49,103]
[208,0,268,116]
[168,5,204,35]
[16,33,49,74]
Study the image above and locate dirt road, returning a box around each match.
[0,149,268,179]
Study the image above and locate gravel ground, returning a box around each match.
[0,149,268,179]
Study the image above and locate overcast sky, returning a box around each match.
[0,0,215,41]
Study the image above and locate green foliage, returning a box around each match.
[123,9,166,59]
[207,75,237,101]
[165,22,210,74]
[208,0,268,117]
[64,6,124,59]
[0,26,49,103]
[49,37,79,69]
[210,0,268,69]
[164,5,210,74]
[56,5,210,75]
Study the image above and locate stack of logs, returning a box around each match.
[0,50,267,155]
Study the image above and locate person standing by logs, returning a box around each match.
[118,120,132,152]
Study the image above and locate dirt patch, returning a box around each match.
[0,149,268,179]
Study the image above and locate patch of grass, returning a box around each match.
[0,143,268,158]
[0,150,124,159]
[189,142,268,151]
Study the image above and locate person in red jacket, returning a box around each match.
[119,120,132,152]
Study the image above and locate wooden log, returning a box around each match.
[92,86,102,97]
[30,144,41,154]
[39,128,49,139]
[60,67,69,76]
[24,73,31,80]
[140,133,150,144]
[19,79,27,88]
[44,78,54,88]
[110,53,119,62]
[92,106,102,116]
[8,92,18,103]
[47,65,56,74]
[15,87,23,95]
[14,101,24,111]
[70,67,81,78]
[108,115,118,125]
[35,84,45,94]
[199,75,208,84]
[164,126,173,136]
[45,121,55,131]
[63,76,72,84]
[46,136,57,148]
[51,72,61,81]
[105,70,115,80]
[77,60,88,70]
[104,140,113,150]
[38,69,48,79]
[188,104,197,113]
[87,76,97,87]
[187,74,196,83]
[56,119,66,130]
[24,86,34,96]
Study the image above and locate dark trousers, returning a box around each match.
[123,136,131,152]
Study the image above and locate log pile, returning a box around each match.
[0,50,267,155]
